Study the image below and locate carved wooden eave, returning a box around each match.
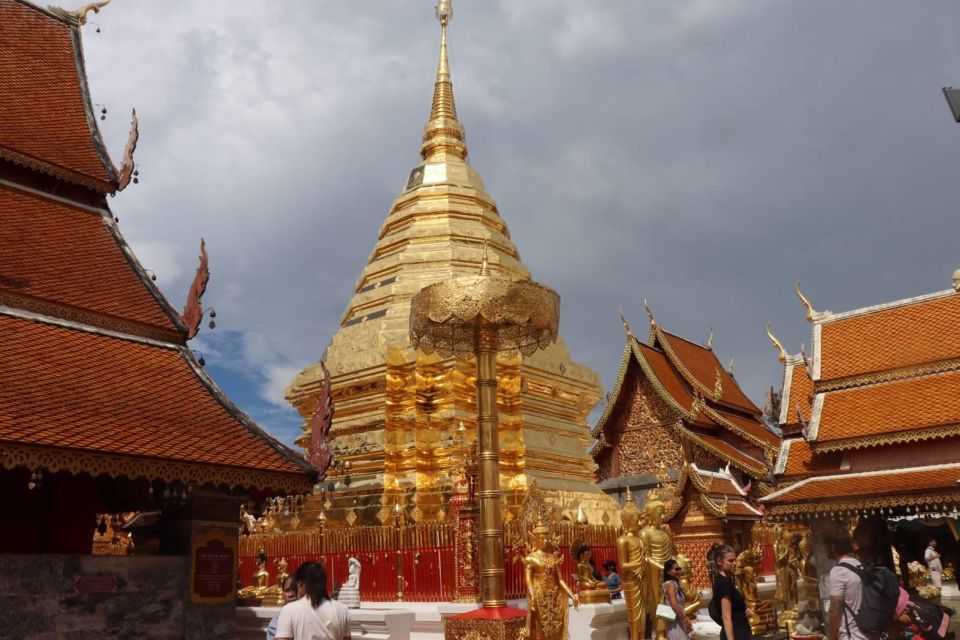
[590,340,632,438]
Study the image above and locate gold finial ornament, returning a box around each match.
[796,282,819,322]
[576,505,587,526]
[48,0,110,25]
[728,357,734,376]
[766,322,788,364]
[706,328,714,350]
[619,307,634,339]
[644,299,656,326]
[435,0,452,25]
[479,241,491,276]
[422,0,466,161]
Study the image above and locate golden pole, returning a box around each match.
[476,321,506,607]
[395,502,404,602]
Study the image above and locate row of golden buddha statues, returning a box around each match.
[237,488,824,640]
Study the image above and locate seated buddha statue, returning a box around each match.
[572,543,610,604]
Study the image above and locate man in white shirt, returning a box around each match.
[823,522,868,640]
[276,561,350,640]
[925,538,942,588]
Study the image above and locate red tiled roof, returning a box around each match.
[725,499,763,517]
[762,463,960,504]
[657,329,759,414]
[709,406,780,449]
[0,185,181,334]
[0,312,309,479]
[0,0,114,188]
[814,369,960,446]
[818,292,960,382]
[780,361,813,433]
[634,341,700,414]
[777,437,842,479]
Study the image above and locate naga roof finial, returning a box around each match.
[727,357,734,376]
[643,299,656,327]
[706,328,714,350]
[619,307,634,340]
[765,322,787,364]
[116,109,139,191]
[796,281,820,322]
[48,0,110,26]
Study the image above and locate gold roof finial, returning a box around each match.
[706,328,714,350]
[48,0,110,26]
[421,0,466,161]
[796,282,819,322]
[727,357,734,376]
[644,299,656,327]
[619,307,634,340]
[766,322,787,364]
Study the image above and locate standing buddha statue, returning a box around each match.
[774,527,800,629]
[616,490,645,640]
[798,531,820,611]
[521,517,579,640]
[639,495,675,640]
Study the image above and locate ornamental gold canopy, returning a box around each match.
[409,274,560,359]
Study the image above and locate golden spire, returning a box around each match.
[420,1,467,162]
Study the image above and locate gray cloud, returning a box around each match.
[83,1,960,438]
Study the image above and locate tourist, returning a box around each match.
[925,538,942,589]
[603,559,622,599]
[709,544,751,640]
[823,522,867,640]
[275,561,350,640]
[266,575,300,640]
[662,558,694,640]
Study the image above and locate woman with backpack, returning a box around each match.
[709,544,752,640]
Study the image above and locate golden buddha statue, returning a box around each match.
[521,517,579,640]
[572,543,610,604]
[616,491,645,640]
[639,495,675,640]
[238,547,272,600]
[735,546,775,635]
[675,554,701,621]
[774,528,800,629]
[798,531,820,611]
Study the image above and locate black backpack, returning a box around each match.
[839,562,900,635]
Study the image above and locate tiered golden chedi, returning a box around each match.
[287,9,614,525]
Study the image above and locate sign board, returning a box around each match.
[189,528,237,604]
[74,575,118,594]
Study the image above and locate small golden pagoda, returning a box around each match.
[287,2,617,526]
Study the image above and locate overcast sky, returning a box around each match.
[81,1,960,447]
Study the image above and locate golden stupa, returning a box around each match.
[287,3,617,526]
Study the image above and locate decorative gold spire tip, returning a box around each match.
[643,299,656,326]
[48,0,109,26]
[479,241,490,276]
[619,307,634,340]
[766,322,787,364]
[435,0,452,26]
[706,328,714,350]
[796,281,819,323]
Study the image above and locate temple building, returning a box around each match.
[591,309,780,587]
[762,277,960,579]
[286,7,617,526]
[0,1,314,635]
